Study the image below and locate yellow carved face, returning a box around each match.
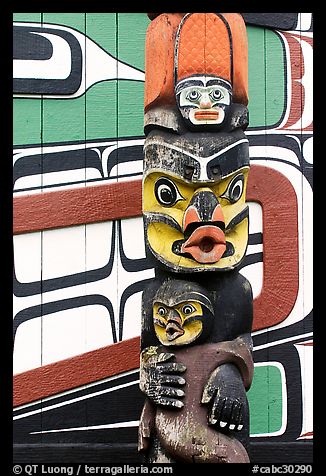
[153,300,204,346]
[143,167,249,272]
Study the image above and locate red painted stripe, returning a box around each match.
[13,180,142,234]
[247,165,299,331]
[13,337,140,407]
[298,431,313,438]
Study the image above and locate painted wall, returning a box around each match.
[13,13,313,463]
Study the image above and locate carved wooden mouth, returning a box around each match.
[194,109,219,121]
[165,321,185,341]
[181,225,226,264]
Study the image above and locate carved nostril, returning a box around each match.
[199,100,211,109]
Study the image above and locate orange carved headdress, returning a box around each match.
[144,13,248,112]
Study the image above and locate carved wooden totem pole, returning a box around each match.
[139,13,254,463]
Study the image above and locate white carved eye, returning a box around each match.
[209,88,223,101]
[154,177,184,207]
[157,306,167,316]
[186,89,201,102]
[221,174,244,203]
[182,304,196,315]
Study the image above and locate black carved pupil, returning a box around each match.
[228,176,244,202]
[183,306,192,314]
[232,184,241,199]
[160,187,173,203]
[189,91,199,100]
[155,178,178,206]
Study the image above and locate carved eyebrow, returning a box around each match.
[175,80,205,94]
[206,79,232,90]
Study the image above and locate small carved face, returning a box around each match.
[153,300,205,346]
[175,75,232,128]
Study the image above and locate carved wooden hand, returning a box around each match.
[202,362,246,431]
[140,347,186,408]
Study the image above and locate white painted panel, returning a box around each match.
[14,232,42,283]
[121,291,142,340]
[120,217,146,260]
[14,305,115,373]
[248,201,263,234]
[85,221,114,269]
[303,137,313,164]
[250,145,300,166]
[294,341,313,439]
[41,168,102,186]
[13,318,42,374]
[109,161,143,177]
[42,225,85,279]
[240,262,263,299]
[40,222,113,280]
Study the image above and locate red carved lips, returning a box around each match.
[181,225,226,263]
[194,109,219,121]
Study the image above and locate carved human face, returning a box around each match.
[175,75,232,129]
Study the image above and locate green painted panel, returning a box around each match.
[86,13,117,59]
[248,365,284,435]
[116,13,149,138]
[13,13,41,22]
[247,27,266,127]
[117,13,149,72]
[39,12,86,31]
[265,29,286,126]
[86,14,117,142]
[13,100,41,146]
[247,26,285,128]
[85,81,117,141]
[42,13,85,146]
[117,81,144,138]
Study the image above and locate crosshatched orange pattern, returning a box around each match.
[176,13,232,83]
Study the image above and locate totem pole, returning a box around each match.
[139,13,254,463]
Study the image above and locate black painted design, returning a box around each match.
[117,220,153,273]
[13,25,82,95]
[13,370,143,444]
[13,295,117,343]
[13,139,144,191]
[241,13,299,31]
[13,221,116,297]
[118,278,155,341]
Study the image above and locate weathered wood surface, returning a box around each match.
[13,13,313,464]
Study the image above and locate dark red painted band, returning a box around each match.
[13,180,142,234]
[13,337,140,407]
[247,165,299,331]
